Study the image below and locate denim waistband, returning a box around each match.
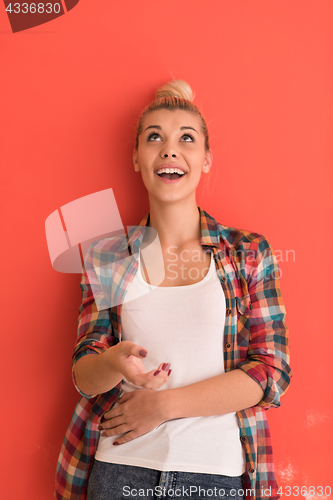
[87,459,245,500]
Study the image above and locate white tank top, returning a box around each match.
[95,251,246,476]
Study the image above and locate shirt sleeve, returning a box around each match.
[236,234,292,409]
[71,243,119,399]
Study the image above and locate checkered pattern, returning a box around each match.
[55,206,292,500]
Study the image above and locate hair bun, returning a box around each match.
[155,79,195,102]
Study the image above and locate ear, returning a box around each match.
[202,149,213,174]
[133,149,140,172]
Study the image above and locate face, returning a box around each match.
[133,109,213,203]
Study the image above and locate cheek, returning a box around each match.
[139,148,158,165]
[186,150,206,167]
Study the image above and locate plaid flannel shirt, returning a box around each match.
[55,205,292,500]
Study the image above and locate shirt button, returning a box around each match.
[249,304,253,310]
[221,276,226,282]
[240,436,247,443]
[248,468,255,474]
[224,343,231,349]
[226,308,232,315]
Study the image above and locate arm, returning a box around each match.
[235,234,292,409]
[74,343,171,397]
[71,242,119,398]
[161,368,264,419]
[72,242,171,398]
[99,369,263,444]
[74,352,122,397]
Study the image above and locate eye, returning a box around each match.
[146,132,195,142]
[182,132,195,142]
[147,132,161,141]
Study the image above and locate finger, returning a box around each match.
[152,370,171,389]
[156,362,171,372]
[117,392,134,404]
[120,341,148,359]
[101,424,130,438]
[149,367,171,379]
[128,365,171,388]
[113,431,138,445]
[126,360,171,386]
[103,406,123,421]
[140,368,170,389]
[103,392,135,422]
[99,416,125,431]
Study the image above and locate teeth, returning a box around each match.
[156,168,186,175]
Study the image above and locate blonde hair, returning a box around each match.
[134,79,210,152]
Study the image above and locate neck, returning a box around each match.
[146,197,202,249]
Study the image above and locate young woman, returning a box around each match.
[55,79,292,500]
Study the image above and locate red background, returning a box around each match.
[1,1,332,498]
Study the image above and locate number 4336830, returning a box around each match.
[277,486,331,497]
[6,3,61,14]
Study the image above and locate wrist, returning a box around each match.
[159,388,179,421]
[100,345,124,384]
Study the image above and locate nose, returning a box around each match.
[160,143,178,159]
[161,151,177,159]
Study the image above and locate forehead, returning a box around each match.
[142,109,200,131]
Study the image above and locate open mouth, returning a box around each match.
[156,172,187,180]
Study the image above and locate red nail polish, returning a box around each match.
[168,369,172,376]
[113,441,119,445]
[102,433,108,437]
[154,370,161,376]
[98,425,103,431]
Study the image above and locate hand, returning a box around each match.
[98,389,166,445]
[109,340,172,390]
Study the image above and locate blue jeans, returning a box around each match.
[87,459,246,500]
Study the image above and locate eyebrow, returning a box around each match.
[143,125,198,134]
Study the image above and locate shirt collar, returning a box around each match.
[119,205,221,255]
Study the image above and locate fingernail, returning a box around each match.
[113,441,119,445]
[168,369,172,376]
[139,349,147,357]
[163,363,171,371]
[154,370,161,376]
[102,433,108,437]
[98,425,103,431]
